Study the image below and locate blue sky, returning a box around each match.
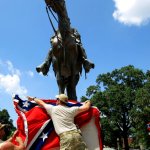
[0,0,150,125]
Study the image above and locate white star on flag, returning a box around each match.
[40,132,48,142]
[23,101,30,107]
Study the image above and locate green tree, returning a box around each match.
[0,109,16,140]
[84,65,149,150]
[132,71,150,149]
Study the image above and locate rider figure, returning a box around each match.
[36,28,94,76]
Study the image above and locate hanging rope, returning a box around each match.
[46,5,64,49]
[46,6,57,35]
[47,5,58,23]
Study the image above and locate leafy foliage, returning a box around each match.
[84,65,150,149]
[0,109,16,140]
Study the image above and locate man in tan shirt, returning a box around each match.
[27,94,91,150]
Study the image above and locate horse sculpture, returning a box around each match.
[36,0,94,100]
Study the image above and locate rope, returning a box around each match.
[46,5,63,48]
[47,5,58,23]
[45,1,67,65]
[46,6,57,35]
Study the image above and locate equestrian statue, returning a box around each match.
[36,0,94,100]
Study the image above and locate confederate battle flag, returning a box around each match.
[11,94,103,150]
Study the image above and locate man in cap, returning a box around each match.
[27,94,91,150]
[0,123,25,150]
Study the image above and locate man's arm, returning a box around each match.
[0,137,25,150]
[27,96,46,108]
[77,100,91,114]
[6,130,18,142]
[14,137,25,150]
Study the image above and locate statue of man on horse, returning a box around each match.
[36,0,94,100]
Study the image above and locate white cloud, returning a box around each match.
[113,0,150,26]
[6,60,21,76]
[0,60,27,96]
[27,71,34,77]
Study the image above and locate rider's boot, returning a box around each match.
[79,46,95,73]
[36,49,52,76]
[36,62,50,76]
[83,58,95,73]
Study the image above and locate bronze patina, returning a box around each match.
[36,0,94,100]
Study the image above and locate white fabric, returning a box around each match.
[81,117,100,150]
[43,104,79,135]
[0,139,4,144]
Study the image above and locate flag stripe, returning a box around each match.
[27,119,51,150]
[20,111,28,147]
[12,95,103,150]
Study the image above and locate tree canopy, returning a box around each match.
[0,109,16,140]
[82,65,150,149]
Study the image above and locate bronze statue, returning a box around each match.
[36,0,94,100]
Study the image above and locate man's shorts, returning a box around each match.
[59,129,88,150]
